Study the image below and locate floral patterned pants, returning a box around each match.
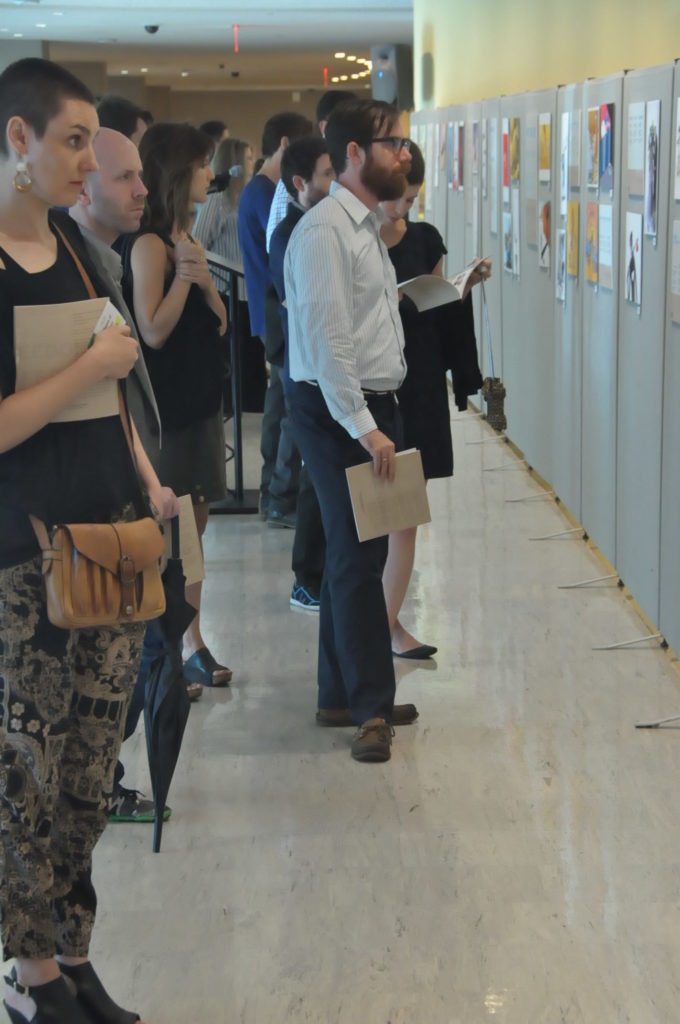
[0,557,144,960]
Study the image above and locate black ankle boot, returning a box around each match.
[58,962,140,1024]
[3,966,92,1024]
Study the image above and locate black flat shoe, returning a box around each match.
[58,962,140,1024]
[3,967,91,1024]
[392,643,438,660]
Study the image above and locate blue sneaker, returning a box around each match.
[290,584,320,611]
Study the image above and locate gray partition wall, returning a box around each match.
[444,104,466,275]
[659,60,680,653]
[579,73,624,564]
[616,63,674,624]
[552,84,584,520]
[499,88,557,484]
[479,98,504,381]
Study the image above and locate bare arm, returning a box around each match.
[176,237,227,336]
[130,233,192,350]
[130,417,179,519]
[0,325,138,455]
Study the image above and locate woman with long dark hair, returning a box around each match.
[194,135,267,412]
[0,58,151,1024]
[120,122,232,688]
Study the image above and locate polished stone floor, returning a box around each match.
[87,408,680,1024]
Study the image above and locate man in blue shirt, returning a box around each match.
[269,137,334,612]
[238,111,312,523]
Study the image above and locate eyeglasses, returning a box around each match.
[371,136,412,153]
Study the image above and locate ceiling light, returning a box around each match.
[0,28,8,32]
[334,51,345,59]
[347,55,356,62]
[13,32,22,37]
[350,73,359,79]
[120,69,128,75]
[36,22,47,28]
[340,75,348,81]
[181,71,189,77]
[53,11,63,15]
[140,67,148,72]
[331,76,339,83]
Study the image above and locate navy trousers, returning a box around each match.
[287,381,402,724]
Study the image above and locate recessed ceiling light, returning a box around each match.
[350,73,359,79]
[340,75,348,81]
[181,71,189,77]
[140,67,148,73]
[331,76,339,83]
[334,51,345,59]
[36,23,47,28]
[0,28,8,33]
[347,55,357,62]
[53,11,64,15]
[120,69,128,75]
[13,33,23,38]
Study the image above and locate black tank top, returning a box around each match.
[0,224,145,569]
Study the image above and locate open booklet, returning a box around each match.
[345,449,431,543]
[398,256,490,312]
[14,297,126,423]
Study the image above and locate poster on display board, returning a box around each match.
[627,101,646,196]
[569,110,581,188]
[587,107,599,189]
[539,113,551,184]
[510,117,520,182]
[625,211,642,306]
[489,118,498,234]
[585,202,598,284]
[670,220,680,324]
[560,112,569,218]
[567,200,579,275]
[675,98,680,201]
[447,122,454,189]
[556,229,567,300]
[458,122,465,189]
[502,117,510,203]
[645,100,660,237]
[598,203,614,289]
[472,121,479,175]
[539,199,550,269]
[482,118,488,197]
[599,104,614,192]
[503,210,512,272]
[511,186,521,276]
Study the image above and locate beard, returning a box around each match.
[360,152,407,201]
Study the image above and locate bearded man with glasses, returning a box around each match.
[284,99,418,763]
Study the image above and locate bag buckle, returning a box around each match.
[119,555,136,618]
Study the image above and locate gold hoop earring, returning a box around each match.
[13,159,32,193]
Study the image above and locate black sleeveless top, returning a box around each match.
[117,229,224,431]
[0,215,145,569]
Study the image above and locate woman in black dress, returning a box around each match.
[0,58,152,1023]
[381,142,490,658]
[120,123,232,688]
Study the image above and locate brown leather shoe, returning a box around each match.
[351,718,394,763]
[316,704,418,728]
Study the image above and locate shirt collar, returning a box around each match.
[330,180,375,226]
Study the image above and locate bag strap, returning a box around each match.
[52,222,137,466]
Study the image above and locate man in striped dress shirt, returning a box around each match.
[284,99,419,763]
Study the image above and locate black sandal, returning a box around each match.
[3,967,91,1024]
[58,961,140,1024]
[183,646,232,686]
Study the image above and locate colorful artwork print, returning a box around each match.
[585,202,598,283]
[447,122,454,189]
[599,103,614,192]
[510,117,520,182]
[567,200,579,276]
[539,113,551,184]
[587,107,599,188]
[503,210,513,272]
[458,122,465,189]
[502,117,509,202]
[472,121,479,175]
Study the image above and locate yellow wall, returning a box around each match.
[414,0,680,107]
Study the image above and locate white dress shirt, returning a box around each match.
[265,177,291,252]
[284,181,406,439]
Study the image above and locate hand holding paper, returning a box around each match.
[398,257,492,312]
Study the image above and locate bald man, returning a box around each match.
[69,130,186,824]
[70,128,161,467]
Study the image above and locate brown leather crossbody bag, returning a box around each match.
[28,223,166,630]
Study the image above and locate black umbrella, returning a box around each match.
[144,517,193,852]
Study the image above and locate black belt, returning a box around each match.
[362,388,396,397]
